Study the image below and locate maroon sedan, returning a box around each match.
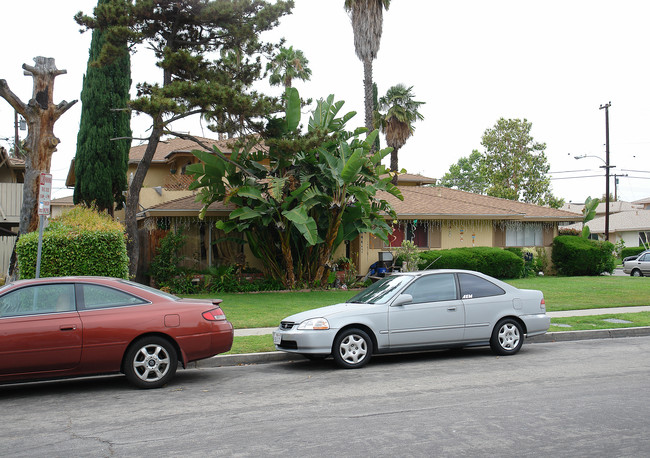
[0,277,233,388]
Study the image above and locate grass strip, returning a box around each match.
[549,311,650,332]
[225,334,275,355]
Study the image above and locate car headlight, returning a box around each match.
[297,318,330,330]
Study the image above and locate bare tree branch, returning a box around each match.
[0,80,27,116]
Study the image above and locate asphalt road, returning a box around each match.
[1,336,649,457]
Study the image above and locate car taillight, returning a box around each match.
[540,298,546,311]
[202,308,227,321]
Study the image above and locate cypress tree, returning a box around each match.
[74,0,131,216]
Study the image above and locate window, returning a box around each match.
[347,275,412,305]
[403,274,457,304]
[639,231,649,246]
[458,273,505,299]
[81,284,147,310]
[389,222,428,248]
[505,224,542,247]
[0,284,75,317]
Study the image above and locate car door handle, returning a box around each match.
[447,307,457,312]
[60,325,77,331]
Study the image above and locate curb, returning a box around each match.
[190,326,650,368]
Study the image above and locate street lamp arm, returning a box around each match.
[574,154,606,165]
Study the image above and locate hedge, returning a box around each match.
[621,246,648,259]
[551,235,616,276]
[417,247,524,279]
[16,206,128,279]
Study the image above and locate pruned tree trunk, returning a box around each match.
[0,57,77,279]
[0,57,77,234]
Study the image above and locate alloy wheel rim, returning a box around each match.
[133,344,170,382]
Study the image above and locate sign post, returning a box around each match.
[35,173,52,278]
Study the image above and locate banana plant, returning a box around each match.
[188,88,402,288]
[582,196,600,238]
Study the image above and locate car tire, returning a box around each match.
[631,269,643,277]
[332,328,373,369]
[124,336,178,389]
[490,318,524,356]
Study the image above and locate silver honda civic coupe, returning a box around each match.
[273,269,550,368]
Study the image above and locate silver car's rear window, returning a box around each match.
[347,275,412,304]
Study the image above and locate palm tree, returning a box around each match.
[344,0,390,132]
[375,84,425,184]
[267,46,312,89]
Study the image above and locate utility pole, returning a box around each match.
[612,173,628,201]
[599,102,612,241]
[14,110,19,152]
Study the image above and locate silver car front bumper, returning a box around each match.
[273,327,338,355]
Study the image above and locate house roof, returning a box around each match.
[564,210,650,233]
[560,200,644,215]
[0,146,25,173]
[380,187,581,221]
[380,173,437,186]
[142,186,582,222]
[66,135,256,187]
[128,136,254,164]
[142,194,235,218]
[50,195,74,206]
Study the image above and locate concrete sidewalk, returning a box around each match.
[190,305,650,368]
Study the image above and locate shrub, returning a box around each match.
[417,247,524,279]
[394,240,420,272]
[16,206,128,279]
[148,229,188,289]
[551,235,616,276]
[621,246,647,260]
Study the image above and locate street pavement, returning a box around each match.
[198,304,650,368]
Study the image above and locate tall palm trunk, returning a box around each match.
[363,58,374,132]
[390,146,401,184]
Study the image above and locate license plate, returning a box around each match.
[273,332,282,345]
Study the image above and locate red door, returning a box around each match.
[0,284,82,376]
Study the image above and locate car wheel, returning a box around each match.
[124,336,178,389]
[490,319,523,356]
[332,328,373,369]
[631,269,643,277]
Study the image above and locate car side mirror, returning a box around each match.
[392,294,413,307]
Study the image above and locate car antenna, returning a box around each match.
[424,256,442,271]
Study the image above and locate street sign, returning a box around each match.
[38,173,52,216]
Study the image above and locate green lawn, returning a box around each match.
[506,276,649,311]
[192,290,354,328]
[549,312,650,332]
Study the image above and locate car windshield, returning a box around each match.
[347,275,412,304]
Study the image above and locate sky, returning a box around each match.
[1,0,649,203]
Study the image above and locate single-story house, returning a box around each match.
[60,136,582,279]
[138,185,581,278]
[1,146,24,277]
